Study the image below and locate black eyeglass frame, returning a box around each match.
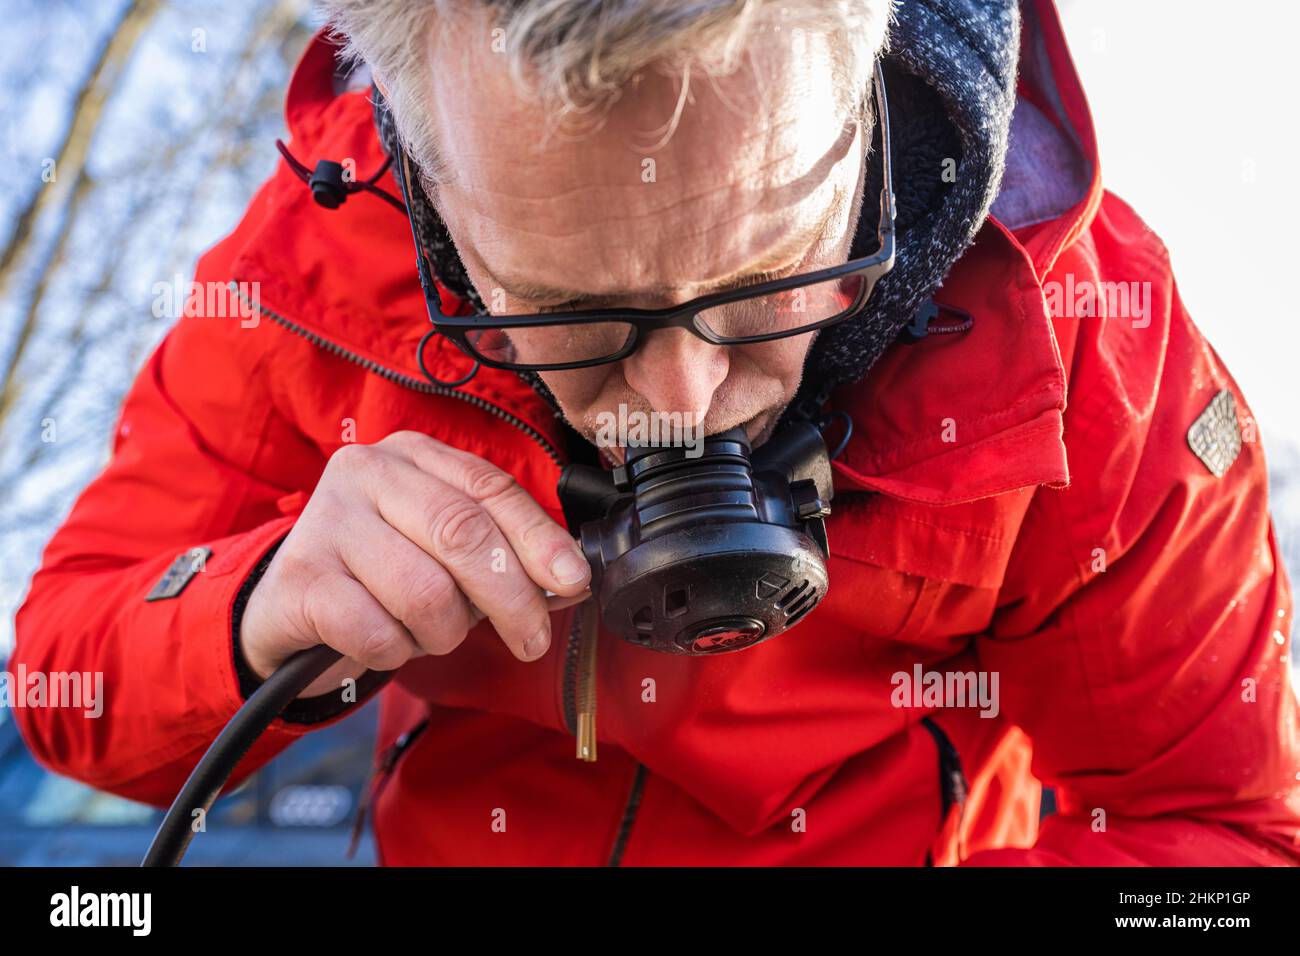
[398,61,897,375]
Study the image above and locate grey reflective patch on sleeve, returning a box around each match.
[1187,389,1242,478]
[145,547,213,602]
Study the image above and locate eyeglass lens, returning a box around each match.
[464,273,867,368]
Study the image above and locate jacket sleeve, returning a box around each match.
[964,195,1300,866]
[9,259,374,809]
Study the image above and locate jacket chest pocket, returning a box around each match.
[820,558,941,645]
[820,493,1016,655]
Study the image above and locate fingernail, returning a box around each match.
[550,549,589,588]
[523,628,550,660]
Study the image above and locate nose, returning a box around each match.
[621,326,729,422]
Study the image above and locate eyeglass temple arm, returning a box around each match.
[397,148,453,321]
[872,60,896,247]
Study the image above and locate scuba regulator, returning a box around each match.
[558,419,837,655]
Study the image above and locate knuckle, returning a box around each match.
[328,440,370,469]
[275,525,341,589]
[403,568,456,622]
[271,542,314,585]
[422,626,467,657]
[357,622,408,670]
[297,574,333,639]
[328,441,382,481]
[381,430,434,454]
[518,517,561,557]
[462,462,517,504]
[493,584,548,631]
[428,498,495,558]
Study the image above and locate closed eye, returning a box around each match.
[529,267,801,315]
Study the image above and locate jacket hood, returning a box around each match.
[376,0,1022,422]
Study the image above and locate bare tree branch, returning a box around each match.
[0,0,162,419]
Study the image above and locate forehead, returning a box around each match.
[423,16,862,296]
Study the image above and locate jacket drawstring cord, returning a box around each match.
[274,139,407,216]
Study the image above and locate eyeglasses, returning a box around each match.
[398,61,896,376]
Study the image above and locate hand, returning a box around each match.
[239,431,591,699]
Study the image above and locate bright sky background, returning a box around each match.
[1058,0,1300,448]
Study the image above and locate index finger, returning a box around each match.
[393,435,592,597]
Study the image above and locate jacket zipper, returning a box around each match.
[347,716,432,860]
[561,601,648,864]
[563,601,600,760]
[607,764,648,866]
[228,281,563,468]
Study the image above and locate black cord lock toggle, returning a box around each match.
[308,160,348,209]
[274,139,407,216]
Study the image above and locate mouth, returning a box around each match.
[592,408,780,467]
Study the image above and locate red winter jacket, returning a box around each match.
[12,0,1300,865]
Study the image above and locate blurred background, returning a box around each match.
[0,0,1296,864]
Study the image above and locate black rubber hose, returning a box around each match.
[142,645,377,867]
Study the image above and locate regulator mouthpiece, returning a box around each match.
[558,422,834,655]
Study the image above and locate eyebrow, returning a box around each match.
[485,188,849,305]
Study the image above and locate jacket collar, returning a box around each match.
[830,0,1100,503]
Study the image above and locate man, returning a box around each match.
[12,0,1300,865]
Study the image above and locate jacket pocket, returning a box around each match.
[823,559,941,647]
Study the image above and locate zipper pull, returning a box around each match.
[575,600,599,762]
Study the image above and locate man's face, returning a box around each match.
[420,11,867,453]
